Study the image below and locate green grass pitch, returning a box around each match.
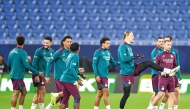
[0,92,189,109]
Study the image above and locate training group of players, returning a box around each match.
[8,31,181,109]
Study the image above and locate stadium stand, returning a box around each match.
[0,0,190,45]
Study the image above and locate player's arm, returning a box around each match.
[32,48,41,69]
[46,51,59,78]
[7,53,11,71]
[92,50,100,77]
[110,55,119,66]
[151,49,158,74]
[175,51,182,80]
[21,51,39,75]
[119,45,133,63]
[70,55,80,81]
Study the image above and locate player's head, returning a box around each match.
[123,31,134,44]
[61,35,72,49]
[43,36,52,49]
[0,54,4,62]
[164,36,173,42]
[100,37,110,49]
[16,35,25,46]
[156,37,164,48]
[70,42,80,53]
[164,40,172,51]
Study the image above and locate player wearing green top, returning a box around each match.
[93,37,119,109]
[45,36,72,109]
[147,37,164,109]
[118,31,180,109]
[31,36,54,109]
[59,42,83,109]
[8,36,43,109]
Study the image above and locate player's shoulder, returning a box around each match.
[157,51,164,57]
[171,47,178,53]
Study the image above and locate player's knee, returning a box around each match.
[39,89,46,95]
[175,88,180,94]
[22,90,27,96]
[126,92,130,98]
[98,93,103,98]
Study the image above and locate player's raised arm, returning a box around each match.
[46,50,59,78]
[109,55,119,66]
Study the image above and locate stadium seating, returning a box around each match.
[0,0,189,45]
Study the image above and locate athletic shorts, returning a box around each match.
[55,80,63,92]
[61,82,81,104]
[174,76,179,88]
[158,76,175,92]
[11,79,25,91]
[32,74,46,87]
[152,74,159,92]
[96,77,108,90]
[120,63,140,87]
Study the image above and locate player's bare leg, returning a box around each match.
[102,88,110,109]
[147,92,158,109]
[38,86,46,109]
[31,87,39,109]
[168,92,175,108]
[151,92,165,108]
[159,91,168,109]
[74,103,80,109]
[18,87,27,109]
[174,87,180,109]
[94,90,103,109]
[11,90,20,108]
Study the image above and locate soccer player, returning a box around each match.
[31,36,54,109]
[159,36,182,109]
[59,42,83,109]
[8,35,43,109]
[147,37,164,109]
[45,36,86,109]
[151,40,177,109]
[118,31,180,109]
[93,37,119,109]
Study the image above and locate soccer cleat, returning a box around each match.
[169,66,180,76]
[50,93,56,106]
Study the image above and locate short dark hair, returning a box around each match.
[44,36,52,42]
[0,54,3,57]
[16,35,25,46]
[123,31,132,40]
[61,35,72,46]
[164,40,171,43]
[100,37,110,45]
[157,37,163,41]
[70,42,80,51]
[165,36,173,41]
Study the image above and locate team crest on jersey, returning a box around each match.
[128,80,131,84]
[162,86,164,90]
[171,55,173,58]
[50,53,52,56]
[62,53,65,56]
[162,55,165,58]
[105,84,108,87]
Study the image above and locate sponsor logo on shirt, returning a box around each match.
[103,56,110,60]
[44,56,52,61]
[163,59,174,63]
